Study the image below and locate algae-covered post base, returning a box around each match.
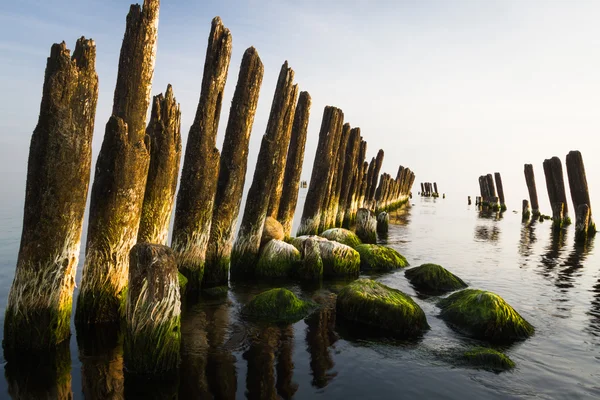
[575,204,592,243]
[4,38,98,353]
[172,17,233,292]
[566,150,595,237]
[125,244,181,375]
[355,208,377,244]
[522,199,531,221]
[203,47,264,288]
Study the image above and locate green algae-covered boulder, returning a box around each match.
[320,228,362,249]
[336,278,429,338]
[243,288,316,323]
[405,263,467,294]
[355,244,408,271]
[296,237,323,281]
[463,347,515,371]
[256,240,301,279]
[318,240,360,278]
[288,235,327,251]
[438,289,534,342]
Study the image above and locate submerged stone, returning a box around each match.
[243,288,315,323]
[438,289,534,342]
[256,239,301,278]
[318,241,360,278]
[320,228,362,248]
[405,263,467,294]
[336,278,429,338]
[202,285,229,299]
[355,244,408,271]
[261,216,285,245]
[463,347,515,371]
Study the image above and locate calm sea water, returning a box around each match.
[0,193,599,399]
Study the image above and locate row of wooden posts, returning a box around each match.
[4,0,416,374]
[476,152,596,242]
[419,182,441,198]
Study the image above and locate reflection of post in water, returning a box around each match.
[474,224,501,243]
[178,301,211,398]
[556,238,594,290]
[588,278,600,338]
[5,340,72,400]
[305,298,338,388]
[276,326,298,399]
[124,371,178,399]
[518,220,537,259]
[539,228,567,276]
[205,302,237,399]
[77,324,124,400]
[244,325,279,400]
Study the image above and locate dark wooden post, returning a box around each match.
[277,91,312,237]
[138,85,182,244]
[420,182,425,196]
[172,17,232,291]
[203,47,264,288]
[543,156,570,228]
[566,150,595,236]
[77,0,159,325]
[522,199,531,221]
[297,106,344,235]
[524,164,541,216]
[125,244,181,375]
[356,208,377,244]
[433,182,438,195]
[364,157,376,206]
[322,122,351,231]
[4,39,98,353]
[575,204,591,242]
[231,62,296,278]
[337,127,361,227]
[356,161,369,213]
[494,172,506,211]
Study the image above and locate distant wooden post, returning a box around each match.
[4,38,99,353]
[524,164,541,217]
[138,86,182,245]
[433,182,438,195]
[172,17,232,291]
[203,47,264,288]
[468,196,472,205]
[420,182,425,196]
[277,91,312,238]
[543,156,570,228]
[494,172,506,211]
[77,0,159,325]
[566,150,595,236]
[522,199,531,221]
[575,204,591,242]
[125,244,181,375]
[232,62,297,278]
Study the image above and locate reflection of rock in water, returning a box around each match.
[276,326,298,399]
[205,301,237,399]
[77,324,124,400]
[178,301,211,398]
[305,296,338,388]
[389,207,411,226]
[5,340,73,400]
[556,239,593,290]
[124,372,178,399]
[538,228,566,277]
[474,224,501,243]
[518,221,537,259]
[244,326,279,400]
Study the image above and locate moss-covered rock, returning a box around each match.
[261,216,285,245]
[296,237,323,281]
[201,285,229,299]
[405,263,467,294]
[288,235,327,251]
[318,241,360,278]
[243,288,315,323]
[336,278,429,338]
[256,240,301,279]
[463,347,515,371]
[438,289,534,342]
[355,244,408,271]
[320,228,362,249]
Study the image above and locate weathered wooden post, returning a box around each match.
[337,127,361,227]
[566,150,595,236]
[575,204,591,242]
[433,182,438,195]
[357,161,369,209]
[267,84,300,218]
[322,123,351,231]
[77,0,159,325]
[522,199,531,221]
[478,176,485,205]
[524,164,541,217]
[172,17,232,291]
[468,196,472,205]
[232,62,296,278]
[377,212,389,234]
[494,172,506,211]
[4,38,98,354]
[364,157,376,205]
[543,156,570,228]
[138,85,182,244]
[125,243,181,375]
[203,47,264,288]
[277,91,312,237]
[486,173,497,208]
[356,208,377,244]
[297,106,344,235]
[420,182,425,196]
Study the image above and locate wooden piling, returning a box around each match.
[203,47,264,288]
[575,204,591,242]
[524,164,540,216]
[433,182,438,195]
[543,156,570,228]
[232,62,297,278]
[172,17,232,291]
[356,208,377,244]
[4,38,99,352]
[337,127,361,227]
[494,172,506,211]
[522,199,531,221]
[377,212,389,234]
[468,196,472,205]
[420,182,425,196]
[125,244,181,375]
[297,106,344,236]
[77,0,160,325]
[566,150,595,236]
[277,91,312,237]
[322,123,351,231]
[138,85,182,244]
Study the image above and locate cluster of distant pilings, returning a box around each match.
[476,151,595,242]
[419,182,442,198]
[4,0,416,377]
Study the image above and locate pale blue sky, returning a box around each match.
[1,0,599,217]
